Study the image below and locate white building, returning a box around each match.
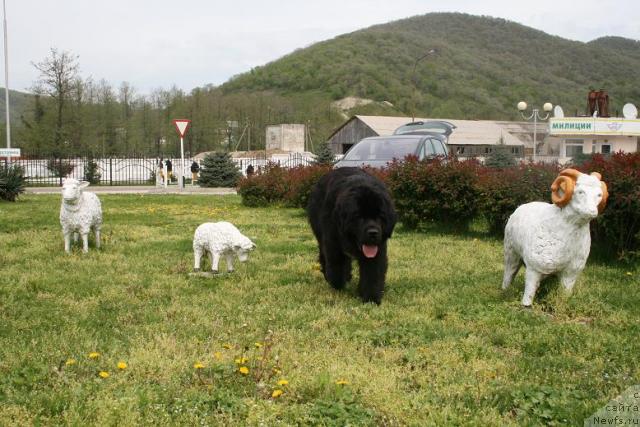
[545,116,640,162]
[265,124,306,152]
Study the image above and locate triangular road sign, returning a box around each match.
[173,119,191,138]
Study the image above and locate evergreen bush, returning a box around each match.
[0,164,27,202]
[198,152,241,187]
[83,158,101,184]
[313,141,336,165]
[484,148,516,168]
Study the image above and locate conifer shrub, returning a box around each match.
[484,147,517,168]
[579,152,640,259]
[313,141,336,166]
[83,158,101,185]
[0,164,27,202]
[198,152,241,187]
[386,156,482,230]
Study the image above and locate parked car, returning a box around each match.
[393,120,456,137]
[334,134,448,169]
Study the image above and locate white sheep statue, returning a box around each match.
[502,168,608,306]
[59,178,103,253]
[193,222,255,273]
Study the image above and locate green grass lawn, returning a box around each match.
[0,194,638,426]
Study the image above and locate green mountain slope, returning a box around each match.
[221,13,640,120]
[0,88,32,124]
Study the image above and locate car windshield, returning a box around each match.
[343,138,420,161]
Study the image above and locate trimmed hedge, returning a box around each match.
[236,154,640,259]
[386,156,482,230]
[580,153,640,259]
[236,163,331,208]
[283,164,332,208]
[478,163,560,235]
[237,163,289,207]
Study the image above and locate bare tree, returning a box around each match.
[32,48,80,153]
[119,81,135,120]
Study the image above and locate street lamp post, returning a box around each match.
[517,101,553,162]
[411,49,436,123]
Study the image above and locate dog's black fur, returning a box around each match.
[307,167,397,304]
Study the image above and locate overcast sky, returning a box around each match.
[7,0,640,95]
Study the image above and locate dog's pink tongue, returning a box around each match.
[362,245,379,258]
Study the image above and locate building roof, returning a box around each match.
[350,115,526,146]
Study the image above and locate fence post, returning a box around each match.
[109,158,113,186]
[59,158,63,186]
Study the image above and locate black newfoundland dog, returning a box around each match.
[307,167,397,304]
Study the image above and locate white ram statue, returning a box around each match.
[502,168,608,306]
[59,179,103,253]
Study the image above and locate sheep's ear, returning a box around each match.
[79,181,90,189]
[598,181,608,213]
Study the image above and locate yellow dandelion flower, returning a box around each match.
[222,343,232,349]
[277,379,289,386]
[272,389,284,398]
[193,362,205,369]
[238,366,249,375]
[213,351,222,360]
[234,357,249,364]
[65,358,76,366]
[88,352,100,359]
[272,368,282,375]
[627,272,633,276]
[98,371,110,379]
[335,379,349,385]
[255,342,263,348]
[117,361,127,370]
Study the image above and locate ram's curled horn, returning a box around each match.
[550,168,580,207]
[560,168,582,181]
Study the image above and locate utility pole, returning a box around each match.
[3,0,10,150]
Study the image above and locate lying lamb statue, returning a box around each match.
[60,178,103,253]
[193,222,255,273]
[502,168,608,306]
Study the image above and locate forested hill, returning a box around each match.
[0,89,33,124]
[222,13,640,120]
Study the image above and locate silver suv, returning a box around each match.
[334,134,448,169]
